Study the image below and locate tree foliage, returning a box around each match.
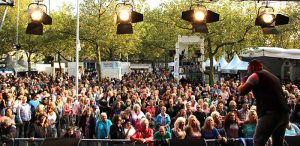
[0,0,299,82]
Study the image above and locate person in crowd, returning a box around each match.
[28,94,40,113]
[95,112,112,139]
[63,127,76,138]
[193,104,207,127]
[217,101,227,118]
[0,93,6,116]
[174,98,185,115]
[155,106,171,133]
[146,112,155,129]
[154,126,171,146]
[155,100,165,117]
[291,98,300,127]
[79,108,96,139]
[211,111,226,137]
[62,97,73,129]
[240,110,257,138]
[228,100,238,113]
[224,111,241,138]
[202,102,210,115]
[285,121,300,136]
[130,118,153,144]
[0,116,16,144]
[55,95,63,137]
[175,109,187,120]
[124,120,136,139]
[185,115,201,139]
[171,117,186,139]
[4,108,16,127]
[238,60,290,146]
[47,103,58,138]
[31,104,44,123]
[130,104,145,130]
[29,113,52,138]
[201,116,225,142]
[167,98,177,126]
[17,96,31,138]
[145,99,156,118]
[110,115,125,139]
[238,103,249,122]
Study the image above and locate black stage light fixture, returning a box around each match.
[115,1,143,34]
[26,3,52,35]
[182,4,219,33]
[255,6,289,34]
[0,0,14,6]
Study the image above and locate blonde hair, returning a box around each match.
[211,111,220,119]
[174,117,186,130]
[187,115,201,129]
[202,116,214,132]
[133,104,141,111]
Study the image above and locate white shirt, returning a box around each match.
[48,112,57,128]
[124,126,136,139]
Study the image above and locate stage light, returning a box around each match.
[115,1,143,34]
[255,6,289,34]
[181,4,219,33]
[26,2,52,35]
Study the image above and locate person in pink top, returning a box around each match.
[62,97,72,129]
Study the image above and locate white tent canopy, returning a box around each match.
[216,56,228,69]
[240,47,300,60]
[222,54,248,74]
[205,57,217,67]
[232,61,248,71]
[222,54,241,72]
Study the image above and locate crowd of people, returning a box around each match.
[0,70,299,145]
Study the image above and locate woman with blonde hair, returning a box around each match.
[31,104,44,123]
[201,116,224,141]
[171,117,186,139]
[185,115,201,139]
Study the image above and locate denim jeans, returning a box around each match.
[253,111,289,146]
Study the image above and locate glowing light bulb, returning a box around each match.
[31,10,43,21]
[119,10,130,21]
[262,13,274,24]
[194,10,206,22]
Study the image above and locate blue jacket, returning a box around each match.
[155,114,171,133]
[95,119,112,139]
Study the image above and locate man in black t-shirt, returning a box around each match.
[238,60,289,146]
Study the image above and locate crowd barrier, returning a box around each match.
[1,137,299,146]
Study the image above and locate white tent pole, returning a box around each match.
[75,0,81,98]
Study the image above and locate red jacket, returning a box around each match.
[130,128,153,143]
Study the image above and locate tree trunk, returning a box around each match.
[27,53,32,75]
[207,37,214,85]
[96,45,101,82]
[209,54,215,85]
[58,51,62,76]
